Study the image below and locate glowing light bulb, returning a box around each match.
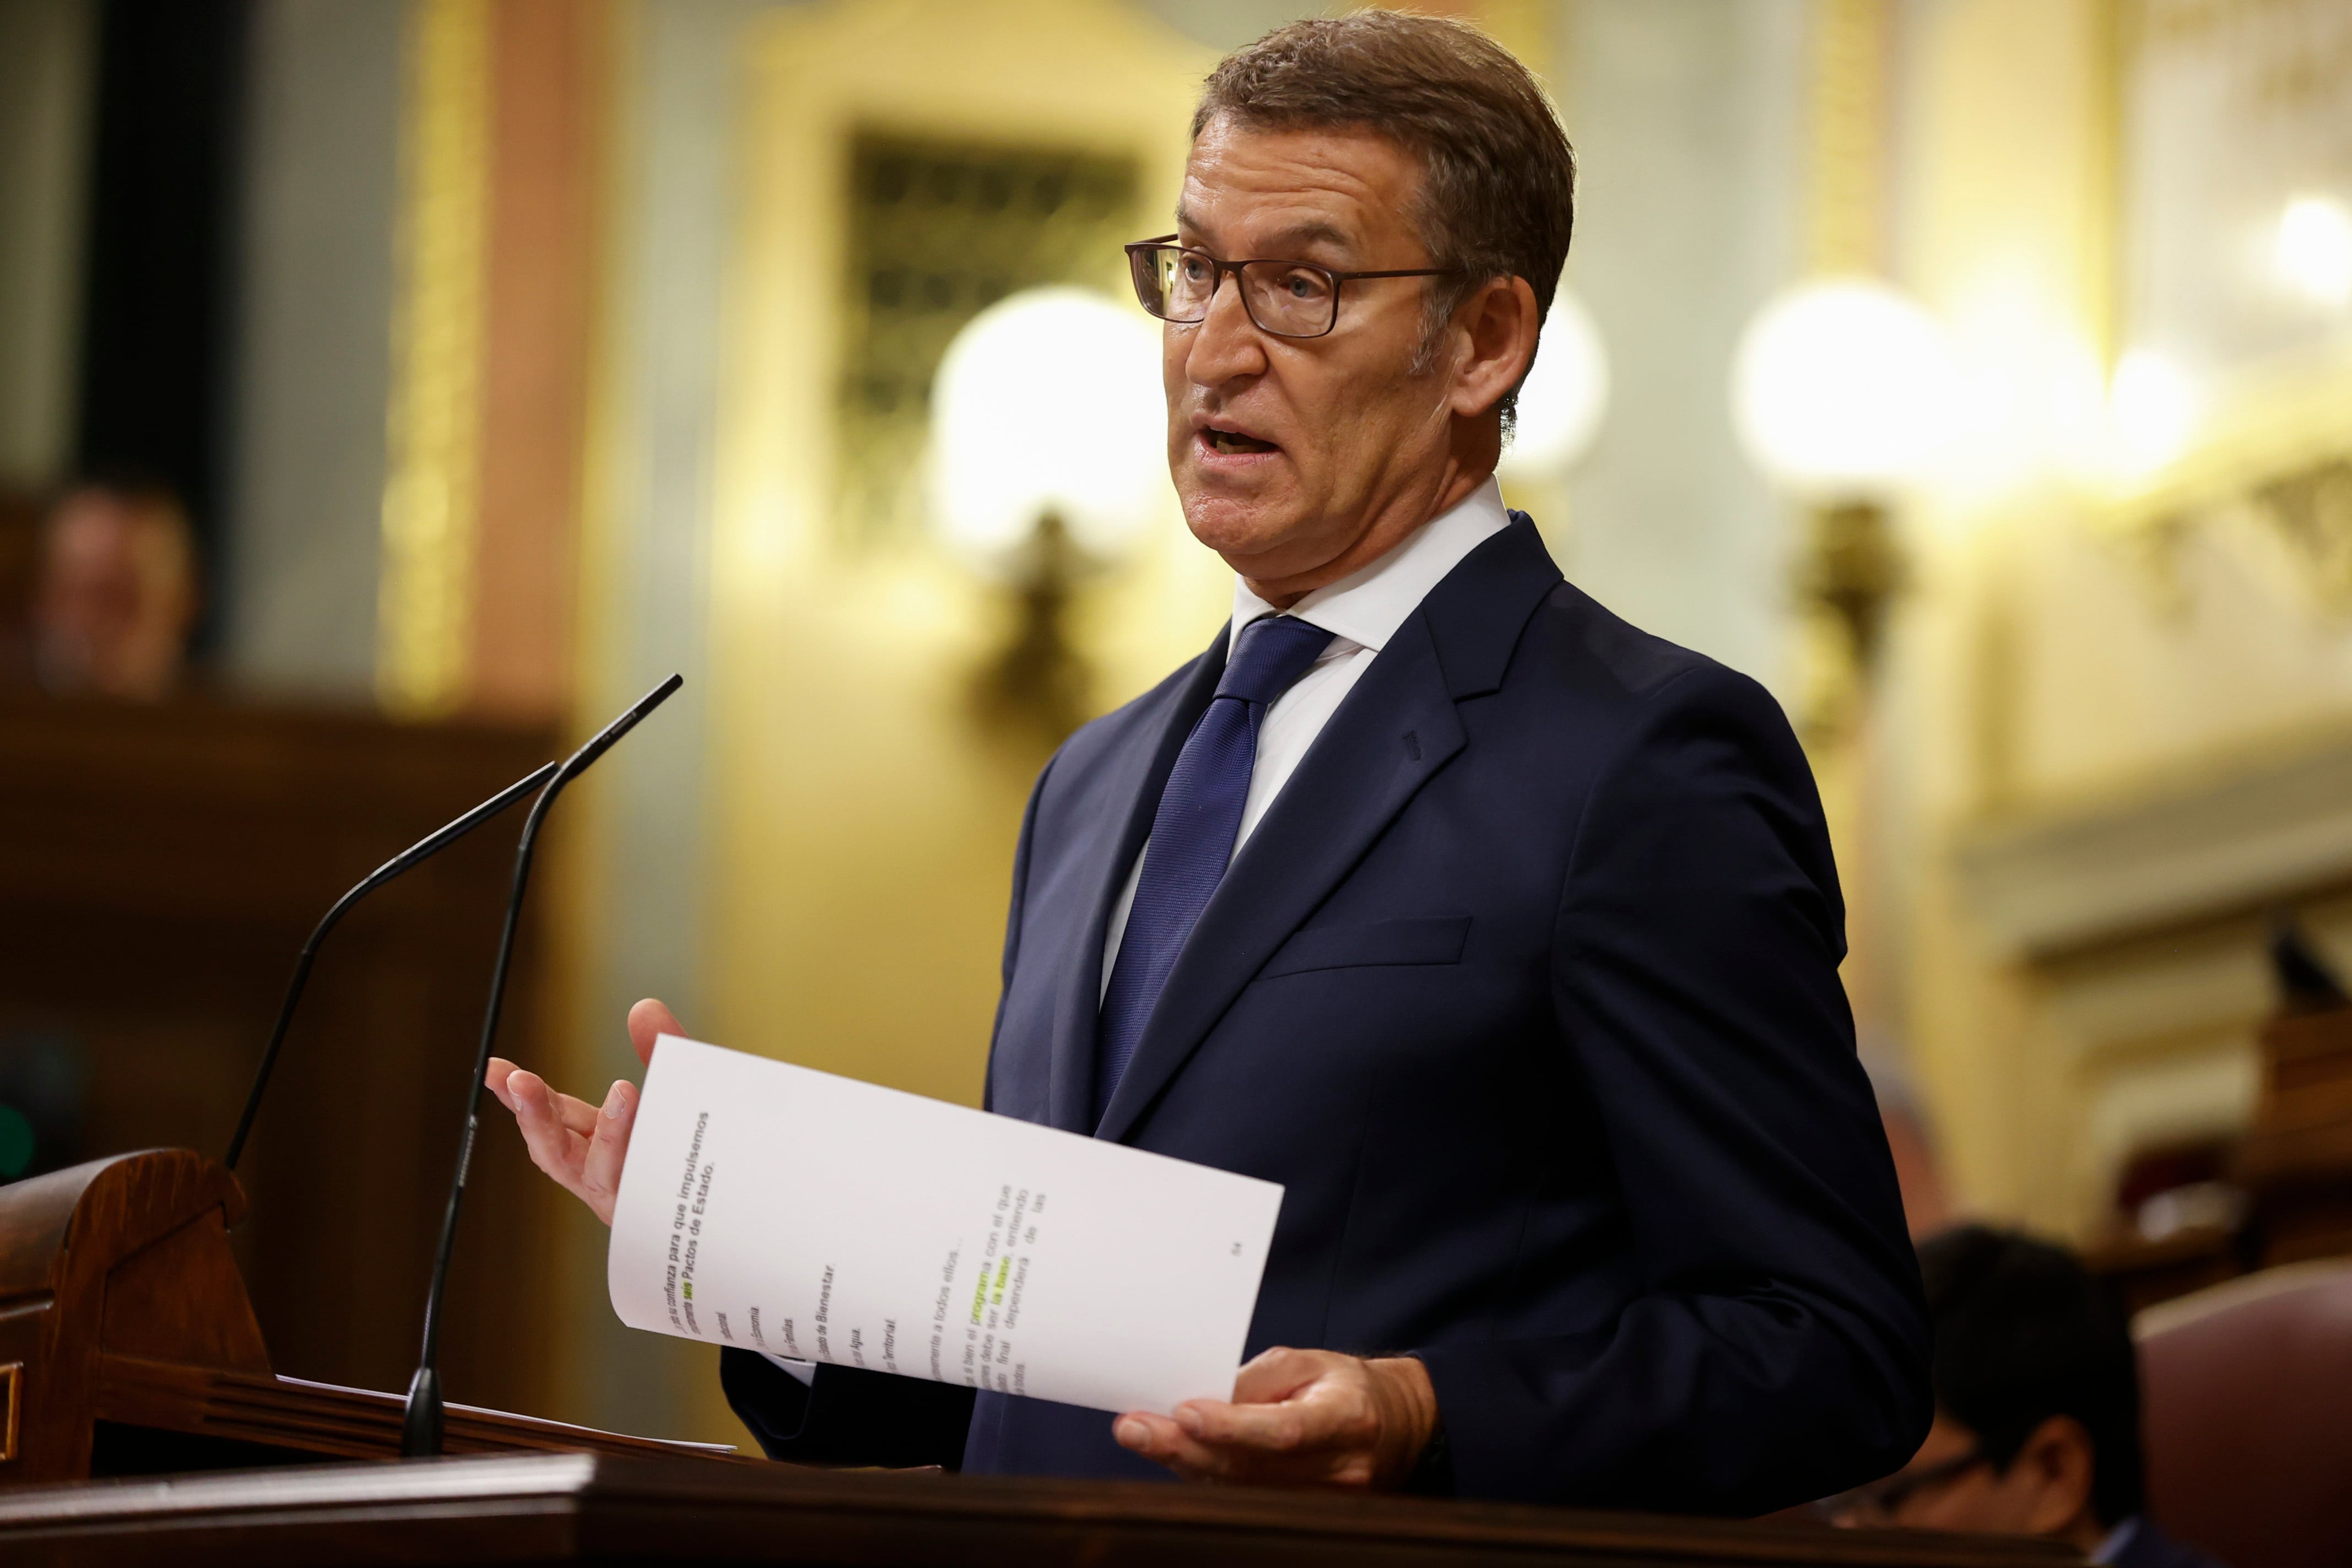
[1730,278,1960,499]
[2107,348,2197,477]
[1498,288,1609,482]
[2277,196,2352,308]
[928,286,1168,571]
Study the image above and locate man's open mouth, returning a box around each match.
[1203,425,1279,455]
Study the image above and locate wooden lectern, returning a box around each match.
[0,1149,728,1483]
[0,1149,2073,1568]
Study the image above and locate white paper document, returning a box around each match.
[608,1036,1285,1416]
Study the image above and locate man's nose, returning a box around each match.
[1181,269,1268,387]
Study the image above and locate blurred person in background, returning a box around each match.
[1835,1225,2224,1568]
[31,481,199,701]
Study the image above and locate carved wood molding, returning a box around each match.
[1956,725,2352,959]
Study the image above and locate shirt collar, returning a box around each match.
[2091,1517,2140,1565]
[1228,477,1512,657]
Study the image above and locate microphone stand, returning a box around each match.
[401,673,684,1458]
[225,760,561,1171]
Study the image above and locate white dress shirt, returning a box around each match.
[1099,478,1512,997]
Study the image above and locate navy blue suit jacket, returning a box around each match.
[724,515,1931,1512]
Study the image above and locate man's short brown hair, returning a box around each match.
[1192,11,1576,425]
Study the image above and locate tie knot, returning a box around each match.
[1217,614,1335,706]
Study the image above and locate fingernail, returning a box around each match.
[1114,1417,1148,1448]
[602,1082,626,1118]
[1175,1405,1204,1435]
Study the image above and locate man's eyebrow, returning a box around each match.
[1161,213,1364,266]
[1170,208,1359,259]
[1257,220,1356,257]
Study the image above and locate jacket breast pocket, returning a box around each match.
[1258,916,1472,980]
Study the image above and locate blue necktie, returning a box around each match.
[1096,614,1337,1120]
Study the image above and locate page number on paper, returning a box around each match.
[1231,1241,1243,1256]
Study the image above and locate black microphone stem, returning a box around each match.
[402,673,683,1459]
[225,760,561,1172]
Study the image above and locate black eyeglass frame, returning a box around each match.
[1123,234,1455,340]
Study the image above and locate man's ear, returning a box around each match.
[2013,1414,2101,1539]
[1445,274,1542,421]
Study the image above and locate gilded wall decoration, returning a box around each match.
[2258,457,2352,611]
[2101,0,2352,599]
[376,0,490,718]
[837,133,1139,545]
[2122,0,2352,380]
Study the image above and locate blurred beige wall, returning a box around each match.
[225,0,404,699]
[1891,0,2352,1238]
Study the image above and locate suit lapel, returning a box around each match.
[1094,516,1564,1144]
[1041,628,1227,1133]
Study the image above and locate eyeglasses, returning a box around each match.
[1826,1448,1989,1526]
[1123,235,1453,340]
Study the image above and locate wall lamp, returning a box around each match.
[928,286,1166,747]
[1732,276,1959,738]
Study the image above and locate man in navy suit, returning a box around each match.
[490,12,1930,1512]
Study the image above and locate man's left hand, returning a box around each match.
[1112,1347,1439,1489]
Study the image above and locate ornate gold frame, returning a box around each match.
[376,0,491,717]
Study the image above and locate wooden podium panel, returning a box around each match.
[0,1450,2078,1568]
[0,1149,729,1483]
[87,1355,742,1469]
[0,1150,2075,1568]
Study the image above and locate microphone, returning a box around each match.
[401,673,684,1457]
[224,760,560,1171]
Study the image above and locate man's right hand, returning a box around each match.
[485,997,678,1226]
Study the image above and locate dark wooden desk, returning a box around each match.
[0,1450,2078,1568]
